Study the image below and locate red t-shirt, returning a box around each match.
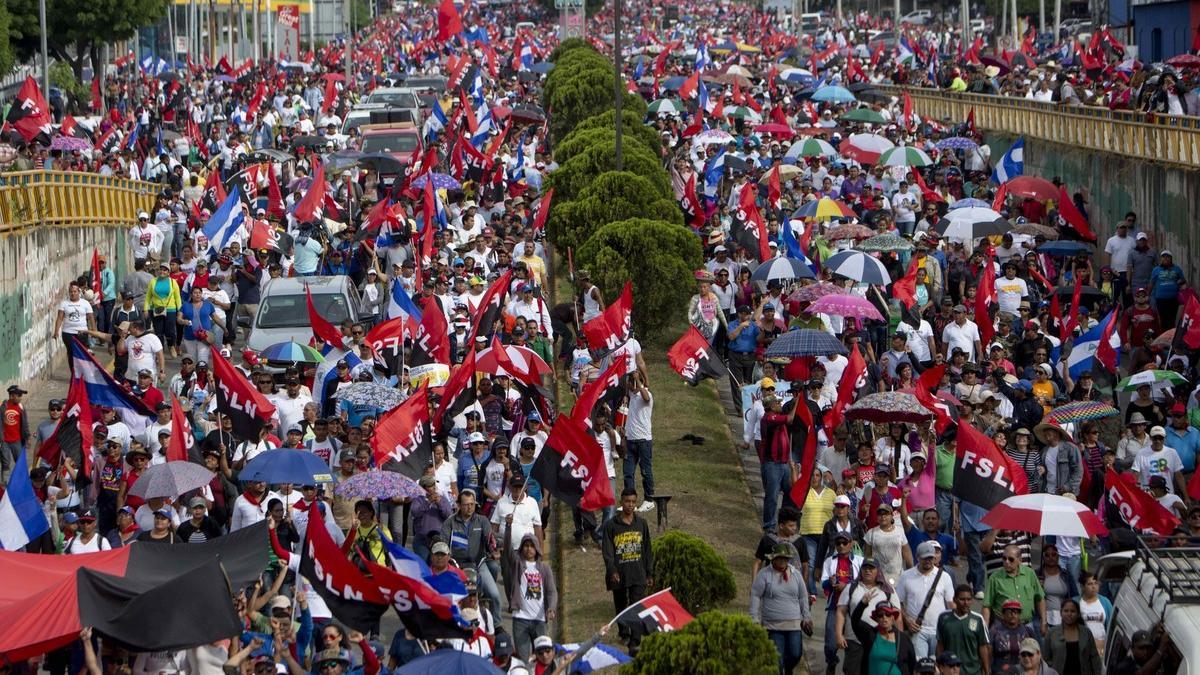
[124,469,146,510]
[2,402,22,443]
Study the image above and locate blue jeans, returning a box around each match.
[913,629,937,658]
[1061,554,1082,585]
[511,617,547,661]
[760,461,791,531]
[824,602,840,665]
[936,489,954,534]
[476,559,502,617]
[964,530,987,594]
[768,629,804,674]
[802,534,820,595]
[623,439,655,498]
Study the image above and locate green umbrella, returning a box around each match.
[839,108,888,125]
[725,106,762,122]
[647,98,682,115]
[1118,370,1188,391]
[877,146,935,168]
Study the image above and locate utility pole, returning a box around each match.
[1053,0,1061,49]
[167,0,178,67]
[344,0,352,84]
[38,0,49,98]
[613,0,623,171]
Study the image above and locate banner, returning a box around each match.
[211,349,276,440]
[432,349,477,436]
[532,415,615,511]
[371,387,433,479]
[1105,468,1179,536]
[582,282,632,352]
[275,5,300,61]
[36,376,94,475]
[611,588,694,635]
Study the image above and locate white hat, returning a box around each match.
[533,635,554,651]
[916,540,942,559]
[714,244,727,252]
[1136,232,1148,240]
[468,432,487,444]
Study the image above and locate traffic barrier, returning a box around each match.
[0,171,160,232]
[875,85,1200,169]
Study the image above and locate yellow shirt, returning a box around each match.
[1032,379,1055,415]
[518,254,547,287]
[949,77,967,92]
[800,487,836,535]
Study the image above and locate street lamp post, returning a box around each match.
[613,0,623,171]
[39,0,49,100]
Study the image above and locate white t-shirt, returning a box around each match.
[125,333,164,380]
[626,390,653,441]
[1134,447,1183,493]
[271,393,313,434]
[59,299,93,335]
[895,565,955,634]
[1105,234,1136,271]
[896,320,934,363]
[942,321,981,361]
[513,559,547,620]
[610,337,642,372]
[64,532,112,554]
[994,275,1029,315]
[490,493,542,549]
[595,427,623,479]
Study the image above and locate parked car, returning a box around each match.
[247,276,362,356]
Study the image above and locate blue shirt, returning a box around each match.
[1165,425,1200,472]
[179,301,215,340]
[907,524,958,565]
[728,322,760,353]
[518,460,542,501]
[457,450,490,493]
[956,499,992,534]
[338,399,383,428]
[1150,264,1184,299]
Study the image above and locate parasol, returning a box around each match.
[808,294,885,321]
[982,494,1107,537]
[334,470,424,500]
[764,329,848,357]
[845,392,933,424]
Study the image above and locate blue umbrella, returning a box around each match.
[660,76,687,91]
[948,198,991,210]
[241,449,335,485]
[395,650,503,674]
[765,329,849,357]
[822,249,892,285]
[751,256,816,282]
[1037,241,1094,257]
[410,172,462,191]
[529,61,555,74]
[936,136,979,151]
[810,85,857,103]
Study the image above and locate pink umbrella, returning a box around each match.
[753,123,794,138]
[474,344,553,382]
[808,294,884,321]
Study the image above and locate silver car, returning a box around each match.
[246,276,363,355]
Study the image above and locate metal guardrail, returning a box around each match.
[875,85,1200,169]
[0,171,160,232]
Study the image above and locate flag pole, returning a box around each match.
[605,587,674,629]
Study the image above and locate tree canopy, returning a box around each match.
[622,612,778,675]
[547,171,681,251]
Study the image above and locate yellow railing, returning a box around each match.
[0,171,160,232]
[875,85,1200,169]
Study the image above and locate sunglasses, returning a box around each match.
[317,663,342,670]
[1004,556,1019,562]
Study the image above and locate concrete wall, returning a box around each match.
[986,133,1200,278]
[0,226,130,387]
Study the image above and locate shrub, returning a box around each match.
[571,109,664,156]
[544,139,669,202]
[547,171,681,251]
[577,220,702,339]
[621,612,777,675]
[553,127,652,165]
[548,37,592,63]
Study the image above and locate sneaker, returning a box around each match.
[974,591,985,600]
[636,500,655,513]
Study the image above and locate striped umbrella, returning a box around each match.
[1047,400,1120,424]
[725,106,762,122]
[877,146,935,167]
[750,257,816,282]
[785,138,838,160]
[777,67,816,85]
[822,250,892,284]
[840,133,895,164]
[792,197,856,221]
[839,108,888,125]
[1118,370,1188,391]
[764,329,849,357]
[982,494,1107,537]
[857,233,913,252]
[260,341,326,364]
[647,98,683,115]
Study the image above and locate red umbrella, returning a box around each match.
[474,344,553,381]
[1166,54,1200,68]
[491,105,512,120]
[1005,175,1059,201]
[754,123,794,137]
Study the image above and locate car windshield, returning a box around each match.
[366,91,418,108]
[257,293,350,328]
[361,133,420,154]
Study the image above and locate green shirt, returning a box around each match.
[936,610,990,675]
[983,565,1044,622]
[935,445,955,490]
[867,635,901,675]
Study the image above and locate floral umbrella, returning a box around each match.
[808,294,884,321]
[333,382,407,409]
[846,392,934,424]
[790,282,846,303]
[825,223,877,241]
[857,233,913,252]
[334,470,424,500]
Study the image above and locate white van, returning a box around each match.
[1099,541,1200,673]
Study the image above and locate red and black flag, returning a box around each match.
[297,503,390,632]
[612,588,695,636]
[532,415,615,511]
[370,386,433,479]
[460,139,494,183]
[732,183,770,262]
[37,376,94,475]
[193,169,228,220]
[680,173,707,230]
[60,115,91,139]
[362,558,474,640]
[666,326,724,386]
[570,357,628,425]
[409,298,450,369]
[364,313,416,376]
[581,281,633,352]
[466,269,513,345]
[1107,469,1180,536]
[165,393,194,463]
[5,77,53,145]
[211,349,277,441]
[433,348,477,436]
[953,423,1028,510]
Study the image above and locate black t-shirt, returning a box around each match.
[754,533,809,565]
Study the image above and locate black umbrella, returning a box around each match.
[724,155,751,173]
[356,152,405,173]
[511,104,546,123]
[516,71,540,82]
[290,135,328,149]
[847,82,875,93]
[156,71,180,82]
[247,148,293,163]
[325,150,364,173]
[1053,285,1106,306]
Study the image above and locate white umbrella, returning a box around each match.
[822,250,892,285]
[693,129,735,145]
[982,494,1108,537]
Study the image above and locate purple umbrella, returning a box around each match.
[51,136,91,151]
[334,470,424,500]
[410,173,462,191]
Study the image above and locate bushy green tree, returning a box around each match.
[544,140,669,202]
[547,171,681,251]
[576,220,702,338]
[553,127,653,165]
[8,0,165,81]
[570,109,664,157]
[621,612,777,675]
[549,37,592,63]
[0,2,14,80]
[649,530,737,614]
